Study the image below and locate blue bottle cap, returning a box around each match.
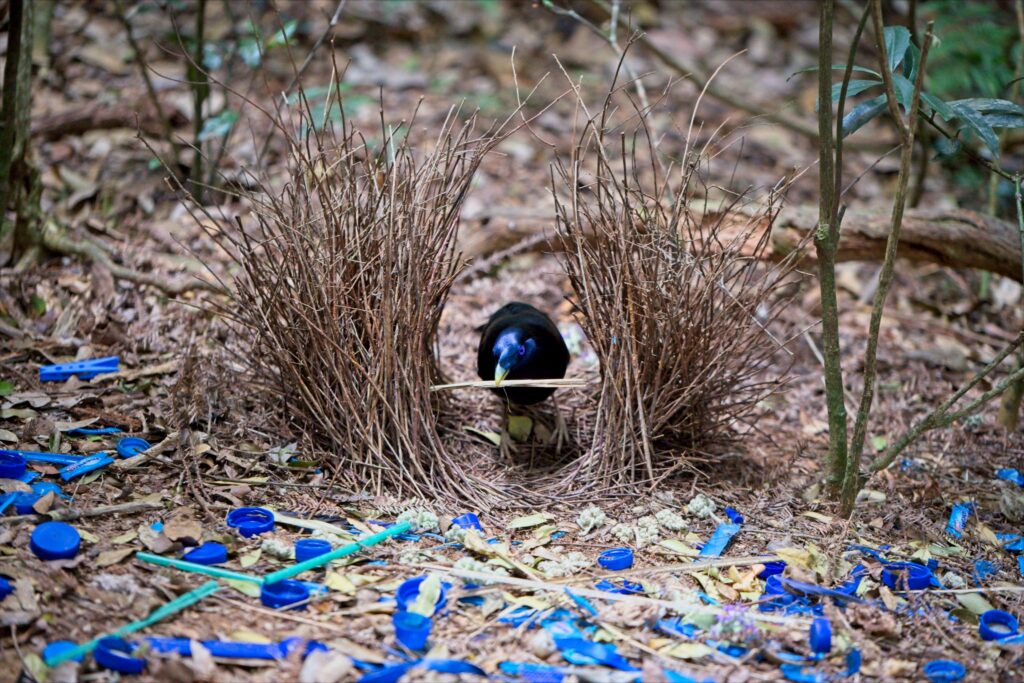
[922,659,966,682]
[43,640,84,664]
[30,521,81,560]
[758,560,787,578]
[0,575,12,600]
[979,609,1020,641]
[881,561,931,591]
[260,579,309,610]
[396,576,451,615]
[808,617,832,654]
[116,436,151,458]
[295,538,332,563]
[393,610,431,650]
[182,541,228,566]
[598,547,634,571]
[450,513,484,532]
[94,637,146,674]
[13,492,42,515]
[0,451,27,480]
[227,507,275,537]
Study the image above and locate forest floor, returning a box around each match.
[1,2,1023,682]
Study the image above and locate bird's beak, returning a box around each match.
[494,366,509,387]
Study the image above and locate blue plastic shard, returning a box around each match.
[145,636,325,660]
[66,427,122,436]
[499,662,566,683]
[997,468,1024,487]
[780,663,826,683]
[973,560,999,585]
[656,618,700,639]
[724,507,744,524]
[594,578,644,595]
[564,588,598,616]
[59,453,114,480]
[39,356,119,382]
[776,577,864,604]
[1018,556,1024,579]
[499,605,540,627]
[846,544,888,563]
[698,523,741,558]
[554,638,639,671]
[0,492,17,514]
[846,649,862,676]
[945,502,974,538]
[1,449,83,466]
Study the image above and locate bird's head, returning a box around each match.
[492,329,537,386]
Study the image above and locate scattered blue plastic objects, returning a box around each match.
[724,507,744,524]
[945,502,974,538]
[295,538,332,563]
[260,579,309,610]
[396,576,451,615]
[227,507,275,537]
[393,611,431,650]
[979,609,1019,641]
[30,521,81,560]
[780,663,826,683]
[597,547,634,570]
[59,453,114,480]
[998,533,1024,552]
[554,638,639,671]
[116,436,150,458]
[499,662,567,683]
[66,427,122,436]
[997,468,1024,487]
[39,356,119,382]
[43,640,84,664]
[182,542,228,566]
[881,561,932,591]
[359,659,486,683]
[145,636,326,660]
[564,588,598,616]
[922,659,966,683]
[450,513,484,532]
[698,522,741,558]
[0,576,12,600]
[94,637,146,674]
[973,559,999,585]
[595,578,644,595]
[808,617,831,654]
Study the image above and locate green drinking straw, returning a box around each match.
[136,552,263,584]
[263,520,413,583]
[45,580,220,667]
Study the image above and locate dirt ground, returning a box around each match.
[1,2,1023,682]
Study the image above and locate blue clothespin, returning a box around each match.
[39,356,119,382]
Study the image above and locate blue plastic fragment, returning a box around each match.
[922,659,966,683]
[0,576,12,600]
[724,507,744,524]
[182,542,228,566]
[945,502,974,538]
[698,523,741,558]
[498,662,566,683]
[997,468,1024,487]
[979,609,1019,641]
[564,588,598,616]
[59,453,113,480]
[554,638,639,671]
[393,611,431,650]
[973,559,999,585]
[881,561,932,591]
[776,577,864,604]
[94,637,146,674]
[145,636,326,660]
[396,576,451,615]
[0,492,17,515]
[499,605,540,627]
[116,437,151,458]
[39,356,119,382]
[758,560,786,578]
[1019,556,1024,578]
[2,449,85,468]
[359,660,486,683]
[450,513,484,532]
[999,533,1024,553]
[595,578,644,595]
[808,617,832,654]
[845,649,862,676]
[846,543,888,563]
[780,663,826,683]
[657,617,700,639]
[597,547,634,570]
[66,427,122,436]
[151,520,164,532]
[43,640,84,664]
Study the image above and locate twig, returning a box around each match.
[113,430,180,470]
[0,500,163,526]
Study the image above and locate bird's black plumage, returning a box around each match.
[477,302,570,405]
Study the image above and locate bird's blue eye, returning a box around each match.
[518,346,525,356]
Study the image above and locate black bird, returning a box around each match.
[477,302,571,451]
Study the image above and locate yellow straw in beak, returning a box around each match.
[494,366,509,386]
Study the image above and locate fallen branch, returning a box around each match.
[31,95,186,141]
[0,500,163,526]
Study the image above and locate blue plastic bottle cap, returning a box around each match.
[809,617,832,654]
[116,436,151,458]
[598,547,634,571]
[295,538,332,563]
[94,637,146,674]
[43,640,84,664]
[393,610,431,650]
[32,482,64,498]
[30,521,81,560]
[396,576,451,615]
[922,659,966,683]
[182,541,228,566]
[260,580,310,610]
[226,507,275,537]
[450,513,484,532]
[13,492,42,515]
[0,575,12,600]
[0,451,27,480]
[881,561,931,591]
[979,609,1020,641]
[758,560,787,578]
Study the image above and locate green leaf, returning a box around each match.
[884,26,912,73]
[197,109,239,141]
[950,101,1001,157]
[789,64,882,80]
[409,574,441,617]
[830,79,881,102]
[892,73,915,112]
[871,435,887,451]
[983,113,1024,129]
[956,592,996,615]
[508,415,533,442]
[933,137,963,160]
[0,380,12,397]
[30,294,46,316]
[267,19,298,48]
[948,98,1024,117]
[902,42,921,81]
[920,92,955,121]
[507,513,551,530]
[841,94,887,137]
[238,37,261,68]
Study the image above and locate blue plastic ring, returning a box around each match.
[295,538,332,562]
[881,561,931,591]
[979,610,1020,641]
[116,436,151,458]
[809,617,832,654]
[598,547,634,571]
[393,610,431,650]
[226,507,275,537]
[94,637,146,674]
[260,579,309,610]
[922,659,966,682]
[0,451,27,480]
